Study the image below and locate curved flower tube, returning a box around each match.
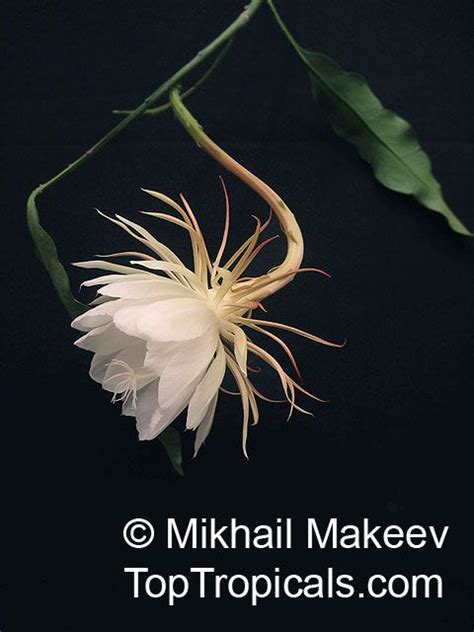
[169,88,304,304]
[72,94,343,456]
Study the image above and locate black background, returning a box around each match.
[2,1,473,630]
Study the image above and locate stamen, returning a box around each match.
[104,360,138,408]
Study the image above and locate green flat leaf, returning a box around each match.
[159,428,183,476]
[27,189,88,318]
[267,1,471,236]
[303,50,471,236]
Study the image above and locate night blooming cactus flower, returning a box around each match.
[72,91,342,455]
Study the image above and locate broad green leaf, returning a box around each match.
[159,427,184,475]
[27,189,88,318]
[267,1,471,236]
[304,50,471,236]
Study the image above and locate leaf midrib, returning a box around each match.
[306,53,440,200]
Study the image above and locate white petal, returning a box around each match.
[98,278,195,300]
[88,295,114,307]
[134,381,160,439]
[158,330,219,410]
[73,260,143,274]
[89,353,114,383]
[142,403,183,441]
[75,323,133,355]
[144,340,183,375]
[127,334,219,442]
[71,299,125,332]
[186,342,226,430]
[82,273,153,288]
[121,397,136,417]
[131,259,201,287]
[143,366,212,441]
[194,393,219,455]
[113,297,217,341]
[136,385,191,441]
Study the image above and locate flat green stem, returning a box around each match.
[27,0,263,316]
[113,39,233,117]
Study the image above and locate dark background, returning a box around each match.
[2,1,473,630]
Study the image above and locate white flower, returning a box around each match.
[72,177,342,455]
